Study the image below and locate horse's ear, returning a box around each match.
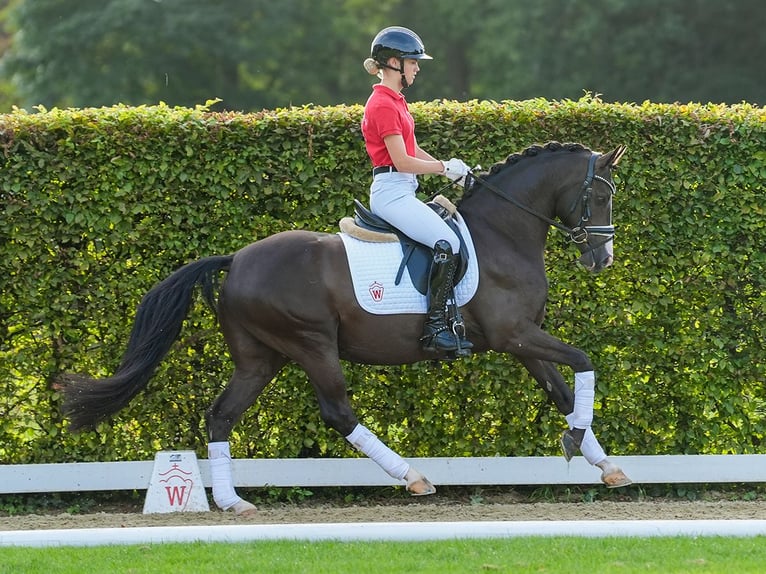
[600,145,627,169]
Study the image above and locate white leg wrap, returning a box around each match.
[208,441,243,510]
[345,423,409,480]
[572,370,595,429]
[566,413,607,466]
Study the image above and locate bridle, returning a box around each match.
[468,152,617,250]
[563,152,617,250]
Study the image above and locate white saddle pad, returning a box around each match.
[338,212,479,315]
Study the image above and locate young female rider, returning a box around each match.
[361,26,473,355]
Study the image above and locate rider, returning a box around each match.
[361,26,473,355]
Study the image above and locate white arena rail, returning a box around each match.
[1,455,764,494]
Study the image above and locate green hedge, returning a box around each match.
[1,96,764,465]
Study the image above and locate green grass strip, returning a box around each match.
[2,536,766,574]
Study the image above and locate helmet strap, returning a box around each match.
[398,58,409,89]
[378,58,409,90]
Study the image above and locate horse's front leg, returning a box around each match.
[519,357,632,488]
[560,369,596,461]
[508,327,596,452]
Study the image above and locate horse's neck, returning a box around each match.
[462,191,550,247]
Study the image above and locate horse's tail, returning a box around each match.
[60,254,234,431]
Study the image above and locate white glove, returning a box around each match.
[441,158,471,183]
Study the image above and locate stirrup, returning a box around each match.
[421,325,455,351]
[421,325,472,356]
[448,302,473,355]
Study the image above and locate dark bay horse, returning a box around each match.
[61,141,630,514]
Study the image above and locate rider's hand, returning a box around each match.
[441,158,471,184]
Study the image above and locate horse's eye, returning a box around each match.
[594,191,610,205]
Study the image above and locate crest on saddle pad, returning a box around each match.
[338,195,479,315]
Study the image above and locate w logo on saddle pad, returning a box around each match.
[338,197,479,315]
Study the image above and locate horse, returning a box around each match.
[60,141,631,515]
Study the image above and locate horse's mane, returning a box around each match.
[460,141,591,202]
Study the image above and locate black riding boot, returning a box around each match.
[421,240,473,355]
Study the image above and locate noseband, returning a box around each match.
[470,152,616,249]
[566,153,616,250]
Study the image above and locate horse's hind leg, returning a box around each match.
[298,351,435,496]
[519,357,632,488]
[205,341,288,514]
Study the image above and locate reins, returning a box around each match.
[466,171,573,236]
[462,153,616,248]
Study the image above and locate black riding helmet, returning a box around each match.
[370,26,432,88]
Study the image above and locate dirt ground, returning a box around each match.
[4,489,766,531]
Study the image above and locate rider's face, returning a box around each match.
[387,57,420,87]
[402,58,419,85]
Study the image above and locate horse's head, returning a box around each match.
[558,145,626,273]
[461,142,626,273]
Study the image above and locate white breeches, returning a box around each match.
[370,172,460,252]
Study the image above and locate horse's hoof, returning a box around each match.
[405,468,436,496]
[406,476,436,496]
[601,469,633,488]
[559,430,579,462]
[229,500,257,515]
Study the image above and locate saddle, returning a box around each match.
[339,195,469,295]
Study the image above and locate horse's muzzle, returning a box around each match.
[578,238,614,273]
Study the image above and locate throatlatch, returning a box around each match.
[421,240,473,357]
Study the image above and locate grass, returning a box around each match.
[2,536,766,574]
[3,485,765,573]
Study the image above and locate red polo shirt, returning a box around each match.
[361,84,416,167]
